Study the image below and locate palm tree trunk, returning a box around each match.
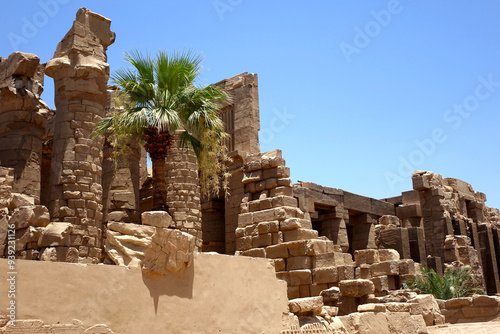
[151,153,168,211]
[143,126,172,212]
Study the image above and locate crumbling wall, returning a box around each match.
[0,52,50,203]
[404,171,500,294]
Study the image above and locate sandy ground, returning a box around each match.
[428,318,500,333]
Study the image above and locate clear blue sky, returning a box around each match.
[2,1,499,209]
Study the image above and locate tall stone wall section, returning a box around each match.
[165,134,202,249]
[0,52,50,203]
[407,171,500,293]
[44,8,115,263]
[235,151,347,299]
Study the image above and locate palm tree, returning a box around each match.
[95,49,230,211]
[407,266,484,300]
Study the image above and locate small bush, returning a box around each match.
[407,265,484,300]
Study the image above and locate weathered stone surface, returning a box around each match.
[320,286,340,304]
[358,303,386,312]
[444,297,472,309]
[339,279,375,298]
[105,228,153,267]
[107,222,155,238]
[338,311,428,334]
[370,261,400,277]
[141,211,172,228]
[142,228,196,275]
[9,193,35,210]
[39,246,79,263]
[409,294,443,326]
[378,248,400,262]
[471,294,498,307]
[38,223,72,247]
[288,296,323,315]
[354,249,380,265]
[9,205,50,230]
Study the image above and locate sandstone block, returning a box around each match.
[313,267,338,284]
[356,264,371,279]
[337,265,355,281]
[444,297,472,309]
[385,302,411,312]
[288,296,323,315]
[273,258,286,271]
[370,261,399,277]
[39,246,79,263]
[371,276,389,293]
[357,303,386,312]
[354,249,380,265]
[141,211,172,228]
[239,248,266,258]
[339,279,375,298]
[9,205,50,230]
[9,193,35,210]
[320,286,340,304]
[320,305,339,317]
[398,259,416,275]
[378,249,400,261]
[289,269,312,286]
[38,223,73,247]
[265,243,289,258]
[283,228,318,242]
[462,306,498,318]
[472,294,499,307]
[107,222,155,238]
[142,228,196,274]
[286,256,312,270]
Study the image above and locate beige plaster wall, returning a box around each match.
[0,253,288,334]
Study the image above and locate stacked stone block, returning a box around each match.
[165,134,202,249]
[353,249,418,297]
[0,52,50,204]
[44,8,115,263]
[0,166,53,260]
[235,152,353,299]
[439,295,500,323]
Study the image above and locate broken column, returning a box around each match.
[165,133,202,250]
[0,52,50,203]
[44,8,115,263]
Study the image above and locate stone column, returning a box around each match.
[165,133,202,250]
[102,87,141,224]
[0,52,49,203]
[45,8,115,263]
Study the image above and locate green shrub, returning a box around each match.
[407,265,484,300]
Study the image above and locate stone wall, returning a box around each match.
[439,295,500,324]
[0,255,289,334]
[402,171,500,294]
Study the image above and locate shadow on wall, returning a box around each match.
[141,264,195,314]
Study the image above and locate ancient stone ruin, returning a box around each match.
[1,7,500,334]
